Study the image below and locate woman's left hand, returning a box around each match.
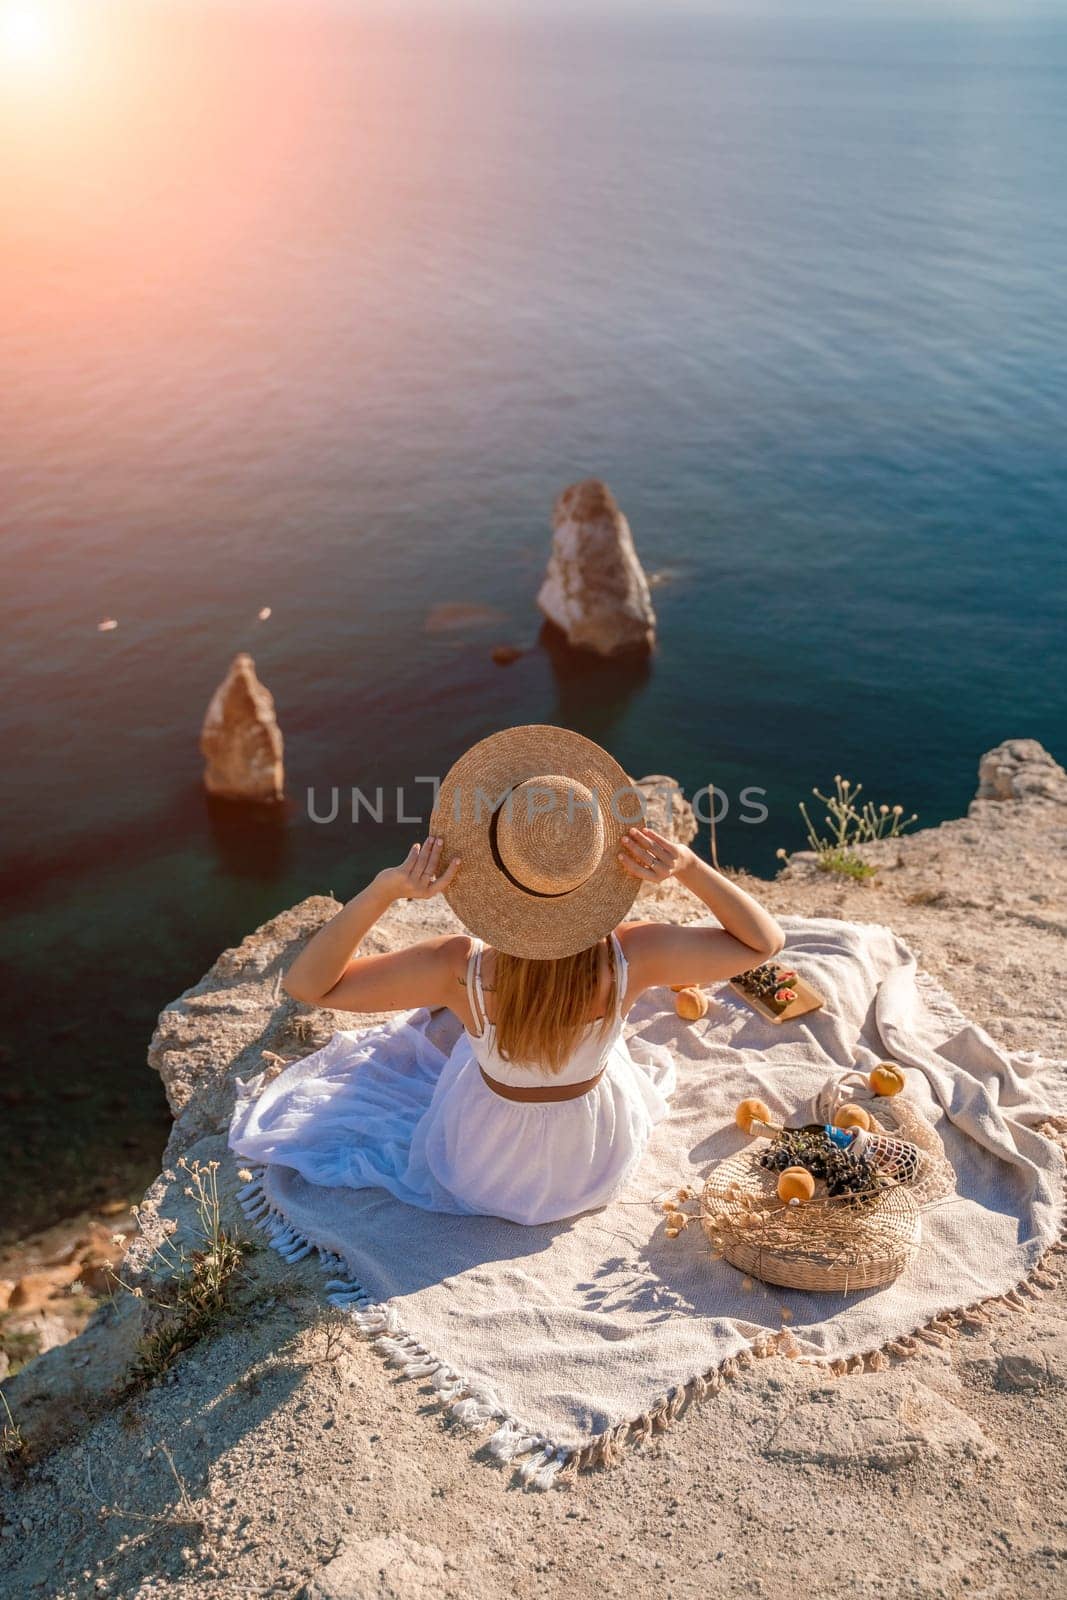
[618,826,693,884]
[377,837,461,902]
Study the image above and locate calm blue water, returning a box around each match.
[2,4,1065,1235]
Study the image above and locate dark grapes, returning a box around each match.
[758,1126,882,1198]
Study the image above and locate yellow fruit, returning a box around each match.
[675,987,709,1021]
[869,1062,906,1097]
[832,1105,873,1132]
[735,1097,772,1137]
[669,984,688,993]
[777,1167,816,1203]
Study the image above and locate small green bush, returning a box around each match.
[778,775,917,880]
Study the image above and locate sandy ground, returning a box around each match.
[1,739,1065,1600]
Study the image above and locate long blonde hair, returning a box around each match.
[490,941,615,1074]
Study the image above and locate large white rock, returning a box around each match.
[537,479,656,656]
[200,652,284,803]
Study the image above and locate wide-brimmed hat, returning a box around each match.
[430,724,646,959]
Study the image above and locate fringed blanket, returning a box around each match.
[233,917,1067,1487]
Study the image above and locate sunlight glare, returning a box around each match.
[1,3,61,70]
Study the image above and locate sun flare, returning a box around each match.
[1,2,61,70]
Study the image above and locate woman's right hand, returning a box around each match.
[617,826,694,884]
[376,837,461,902]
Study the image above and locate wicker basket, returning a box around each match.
[701,1147,921,1293]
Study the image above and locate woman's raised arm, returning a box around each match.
[615,827,784,1005]
[283,837,463,1013]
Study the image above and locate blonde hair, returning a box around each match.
[491,942,614,1075]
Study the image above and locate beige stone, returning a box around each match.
[8,1262,83,1314]
[975,736,1067,806]
[765,1376,993,1470]
[199,652,284,803]
[537,479,656,656]
[299,1536,450,1600]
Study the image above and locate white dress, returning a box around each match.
[228,933,676,1226]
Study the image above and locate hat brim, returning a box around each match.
[429,724,645,959]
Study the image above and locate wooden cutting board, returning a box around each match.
[728,972,825,1024]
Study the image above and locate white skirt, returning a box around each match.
[228,1008,677,1226]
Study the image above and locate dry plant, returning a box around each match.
[108,1157,249,1391]
[311,1307,351,1364]
[86,1435,202,1535]
[779,775,917,881]
[1,1385,25,1466]
[0,1323,41,1376]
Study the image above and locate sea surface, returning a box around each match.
[2,3,1066,1239]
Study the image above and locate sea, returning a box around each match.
[2,1,1065,1239]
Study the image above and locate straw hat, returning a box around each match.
[429,724,646,959]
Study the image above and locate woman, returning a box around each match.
[229,725,784,1225]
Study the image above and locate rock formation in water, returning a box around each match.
[199,652,284,804]
[537,479,656,656]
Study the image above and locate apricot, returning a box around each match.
[777,1167,816,1204]
[675,987,709,1022]
[832,1104,874,1132]
[735,1097,773,1137]
[869,1062,906,1097]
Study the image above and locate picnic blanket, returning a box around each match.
[233,917,1067,1486]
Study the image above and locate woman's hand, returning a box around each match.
[376,837,461,902]
[617,826,694,884]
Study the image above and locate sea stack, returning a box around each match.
[200,653,284,803]
[538,479,656,656]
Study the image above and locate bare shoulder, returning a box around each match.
[615,916,777,994]
[398,933,472,1007]
[379,932,471,985]
[615,920,673,954]
[421,933,473,973]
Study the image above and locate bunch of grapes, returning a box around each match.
[759,1125,881,1199]
[737,962,780,1000]
[737,962,799,1008]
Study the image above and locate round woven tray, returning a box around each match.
[701,1147,922,1293]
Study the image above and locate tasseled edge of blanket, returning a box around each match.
[235,1121,1067,1490]
[790,1116,1067,1376]
[236,1168,582,1489]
